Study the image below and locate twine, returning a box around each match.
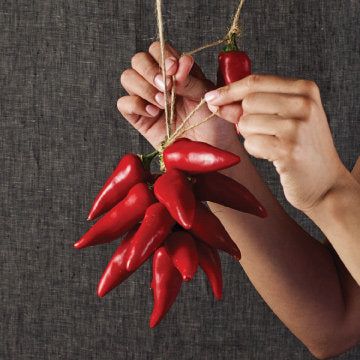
[155,0,170,139]
[169,75,176,134]
[164,98,206,146]
[184,0,245,57]
[155,0,246,147]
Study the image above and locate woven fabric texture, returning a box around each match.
[1,0,359,359]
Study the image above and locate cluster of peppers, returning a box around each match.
[75,36,261,328]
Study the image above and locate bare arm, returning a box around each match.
[306,158,360,283]
[209,142,360,359]
[117,45,360,359]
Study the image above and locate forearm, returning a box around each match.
[305,162,360,285]
[209,140,354,355]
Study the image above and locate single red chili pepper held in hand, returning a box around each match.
[163,138,240,174]
[154,169,196,229]
[189,202,241,260]
[74,183,154,249]
[125,202,175,272]
[196,240,223,301]
[165,231,198,281]
[97,227,139,298]
[88,154,146,221]
[217,33,251,87]
[150,246,183,328]
[193,172,267,218]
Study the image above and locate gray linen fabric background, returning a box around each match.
[1,0,359,359]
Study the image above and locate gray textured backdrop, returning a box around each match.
[1,0,359,359]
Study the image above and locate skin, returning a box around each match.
[117,41,360,359]
[204,76,360,284]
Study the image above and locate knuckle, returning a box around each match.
[131,52,147,69]
[274,159,289,174]
[236,121,246,135]
[243,138,251,152]
[237,114,250,133]
[242,93,256,111]
[296,79,320,97]
[120,68,134,86]
[295,96,312,115]
[243,136,256,152]
[246,74,261,90]
[308,81,320,97]
[219,84,230,96]
[283,119,299,138]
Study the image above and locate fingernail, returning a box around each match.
[155,92,164,106]
[165,57,176,71]
[208,104,219,113]
[146,104,159,117]
[204,90,219,103]
[154,74,171,91]
[154,74,165,91]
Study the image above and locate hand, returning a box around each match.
[117,42,239,150]
[204,74,348,211]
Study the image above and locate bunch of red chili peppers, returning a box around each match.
[75,35,265,328]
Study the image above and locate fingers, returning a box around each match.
[149,41,212,101]
[148,41,179,75]
[237,114,298,139]
[174,55,213,100]
[241,93,315,119]
[208,103,243,124]
[117,95,165,143]
[204,74,320,106]
[131,52,173,92]
[120,69,161,108]
[243,134,283,162]
[175,55,194,83]
[117,95,160,122]
[207,92,315,125]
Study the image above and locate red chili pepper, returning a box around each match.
[165,231,198,281]
[125,203,175,272]
[154,169,195,229]
[74,183,154,249]
[217,34,251,87]
[196,240,223,300]
[97,227,138,298]
[150,246,183,328]
[189,202,241,260]
[88,154,146,221]
[163,138,240,174]
[193,172,267,218]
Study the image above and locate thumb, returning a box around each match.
[175,55,214,101]
[207,102,243,124]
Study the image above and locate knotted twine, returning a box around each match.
[155,0,246,148]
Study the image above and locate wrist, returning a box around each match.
[304,166,357,223]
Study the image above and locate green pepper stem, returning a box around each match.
[223,33,239,52]
[139,150,159,170]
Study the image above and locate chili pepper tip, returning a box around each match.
[149,317,157,328]
[73,239,85,249]
[97,286,106,298]
[87,211,95,221]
